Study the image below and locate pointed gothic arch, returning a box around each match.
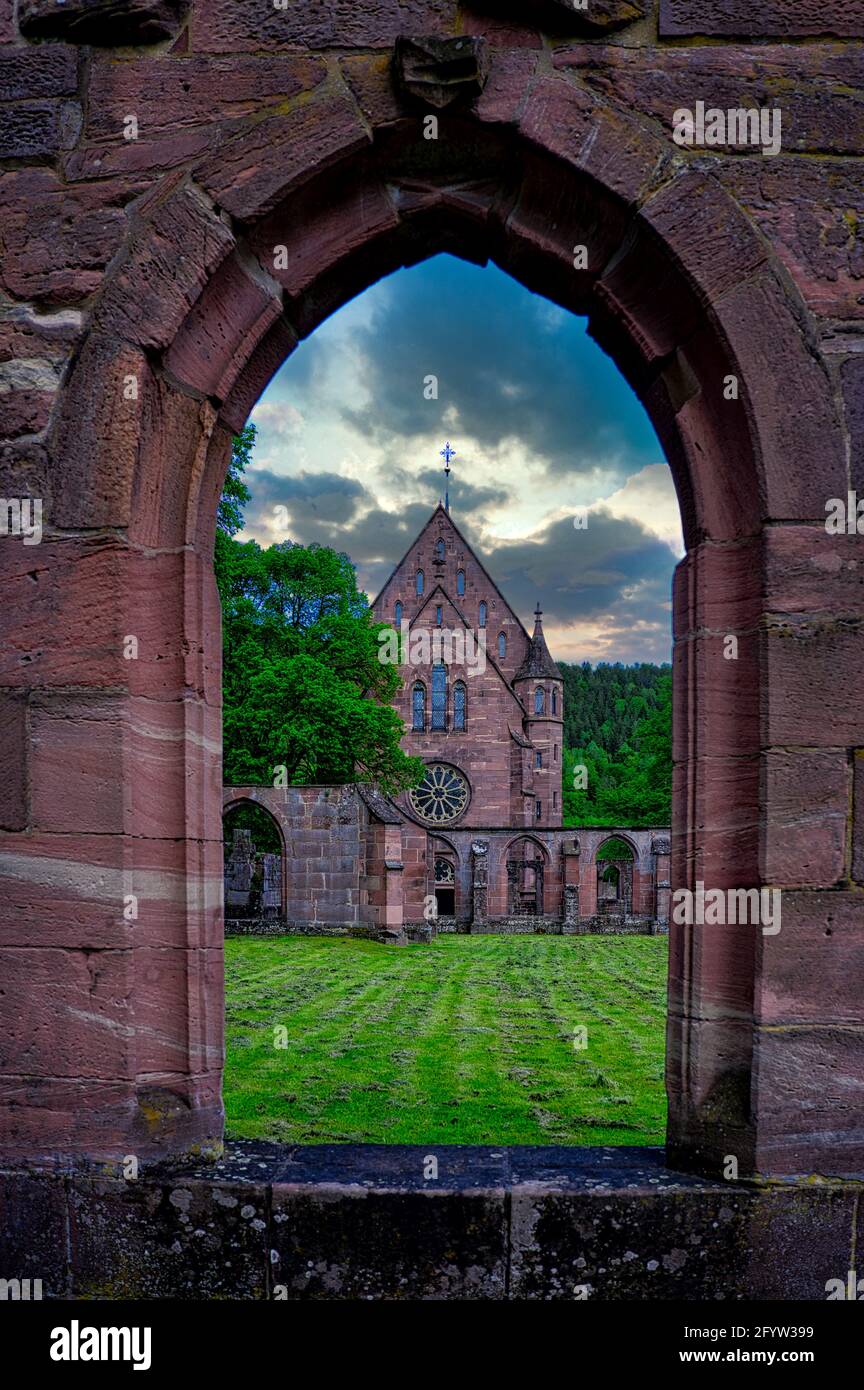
[8,60,852,1181]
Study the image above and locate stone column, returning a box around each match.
[470,841,489,929]
[652,835,671,931]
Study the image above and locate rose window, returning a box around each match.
[409,764,470,824]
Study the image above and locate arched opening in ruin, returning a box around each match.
[19,71,848,1179]
[595,836,637,917]
[222,800,285,929]
[505,836,550,918]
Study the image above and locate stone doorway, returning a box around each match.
[2,19,858,1181]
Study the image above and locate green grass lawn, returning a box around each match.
[224,934,668,1146]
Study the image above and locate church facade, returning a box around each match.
[224,503,670,939]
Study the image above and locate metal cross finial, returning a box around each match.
[439,442,455,513]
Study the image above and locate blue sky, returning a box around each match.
[242,254,682,663]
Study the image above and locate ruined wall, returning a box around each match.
[223,786,368,934]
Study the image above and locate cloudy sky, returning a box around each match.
[242,254,682,664]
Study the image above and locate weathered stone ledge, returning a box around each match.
[1,1143,859,1300]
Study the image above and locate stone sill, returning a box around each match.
[1,1143,860,1300]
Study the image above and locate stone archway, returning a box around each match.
[595,836,635,917]
[0,35,858,1182]
[505,835,549,918]
[222,797,286,928]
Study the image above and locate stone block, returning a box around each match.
[758,891,864,1026]
[0,169,132,305]
[94,184,235,352]
[0,100,80,160]
[0,1174,68,1299]
[0,691,26,830]
[196,91,371,222]
[271,1177,506,1298]
[556,42,864,155]
[0,536,128,691]
[165,251,282,401]
[192,0,457,52]
[52,336,148,527]
[83,53,326,143]
[639,170,768,309]
[752,1027,864,1175]
[29,692,124,835]
[761,749,850,888]
[510,1155,855,1298]
[135,946,223,1076]
[0,830,130,949]
[715,159,864,321]
[19,0,188,44]
[854,754,864,884]
[764,623,864,747]
[519,75,669,208]
[841,357,864,494]
[68,1174,268,1299]
[714,275,846,520]
[252,173,398,304]
[764,527,864,617]
[0,45,77,101]
[660,0,864,38]
[0,945,134,1079]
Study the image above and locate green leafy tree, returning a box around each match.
[214,430,423,795]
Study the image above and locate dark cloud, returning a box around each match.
[244,256,675,660]
[483,511,675,628]
[336,254,660,479]
[244,468,369,529]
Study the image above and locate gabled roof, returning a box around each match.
[372,503,532,647]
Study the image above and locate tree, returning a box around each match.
[215,430,423,795]
[562,669,672,827]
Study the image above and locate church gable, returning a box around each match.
[373,504,531,681]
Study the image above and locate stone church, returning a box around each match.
[225,499,670,939]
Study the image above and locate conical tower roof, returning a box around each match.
[514,603,562,681]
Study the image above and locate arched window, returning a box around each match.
[436,539,445,562]
[416,569,424,596]
[479,601,487,628]
[395,600,402,626]
[453,681,466,731]
[457,570,465,596]
[534,687,545,715]
[498,632,506,660]
[554,743,558,762]
[436,605,443,626]
[412,682,426,731]
[551,689,558,715]
[431,663,447,731]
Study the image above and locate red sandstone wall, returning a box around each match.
[0,0,861,1177]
